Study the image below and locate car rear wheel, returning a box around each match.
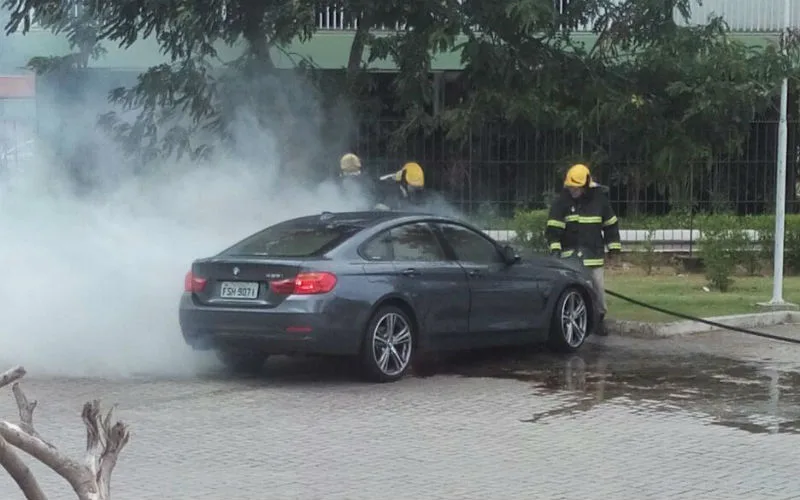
[360,306,415,383]
[216,349,268,375]
[547,287,589,353]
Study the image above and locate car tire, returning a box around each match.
[547,287,590,353]
[216,349,269,375]
[359,305,415,383]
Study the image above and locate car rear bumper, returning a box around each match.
[178,293,362,356]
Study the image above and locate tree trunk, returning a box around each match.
[347,16,372,75]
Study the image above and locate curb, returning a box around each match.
[606,311,800,339]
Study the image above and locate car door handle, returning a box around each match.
[468,269,481,277]
[402,268,419,277]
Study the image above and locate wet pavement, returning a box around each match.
[431,341,800,435]
[0,329,799,499]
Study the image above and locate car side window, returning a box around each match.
[389,223,446,262]
[438,223,504,264]
[361,231,394,261]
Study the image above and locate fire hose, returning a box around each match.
[604,288,800,345]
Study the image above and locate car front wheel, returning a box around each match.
[547,287,590,353]
[359,306,415,383]
[216,349,269,375]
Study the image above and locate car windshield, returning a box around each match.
[223,220,363,257]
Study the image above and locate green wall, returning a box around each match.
[1,29,780,73]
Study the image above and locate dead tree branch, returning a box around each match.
[0,366,26,390]
[82,401,130,499]
[0,366,131,500]
[0,434,47,500]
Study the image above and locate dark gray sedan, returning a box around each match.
[179,211,602,382]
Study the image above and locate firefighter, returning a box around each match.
[379,161,427,210]
[338,153,380,208]
[545,163,621,336]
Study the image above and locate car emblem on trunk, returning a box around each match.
[233,267,240,276]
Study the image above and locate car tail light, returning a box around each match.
[270,272,337,295]
[184,270,207,293]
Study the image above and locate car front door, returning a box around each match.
[434,222,541,342]
[363,222,470,349]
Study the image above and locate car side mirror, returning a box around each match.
[502,244,520,264]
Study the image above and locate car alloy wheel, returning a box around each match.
[560,290,588,348]
[372,312,413,377]
[360,306,415,382]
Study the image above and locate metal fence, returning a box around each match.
[315,0,799,33]
[352,117,800,219]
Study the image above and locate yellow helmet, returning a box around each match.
[564,163,591,187]
[395,162,424,188]
[340,153,361,173]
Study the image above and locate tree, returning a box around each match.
[578,0,800,214]
[444,0,800,213]
[3,0,321,165]
[0,365,130,500]
[3,0,799,208]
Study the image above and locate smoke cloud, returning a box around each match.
[0,28,469,378]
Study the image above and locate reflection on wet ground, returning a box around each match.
[424,342,800,435]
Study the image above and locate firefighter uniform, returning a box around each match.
[379,162,428,210]
[545,163,621,333]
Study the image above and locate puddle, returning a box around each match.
[426,344,800,435]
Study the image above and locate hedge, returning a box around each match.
[510,210,800,292]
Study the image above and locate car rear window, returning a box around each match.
[222,221,363,257]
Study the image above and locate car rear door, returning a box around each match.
[433,222,540,341]
[362,222,470,349]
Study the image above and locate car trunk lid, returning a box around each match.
[190,257,308,308]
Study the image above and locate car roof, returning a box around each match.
[284,210,464,229]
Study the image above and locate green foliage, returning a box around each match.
[698,215,744,292]
[3,0,800,173]
[511,209,548,253]
[636,220,658,276]
[509,210,800,280]
[783,218,800,274]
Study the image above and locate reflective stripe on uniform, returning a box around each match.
[547,219,566,229]
[561,250,575,257]
[603,215,618,227]
[583,258,604,267]
[550,242,562,251]
[565,214,579,222]
[608,242,622,250]
[578,216,602,224]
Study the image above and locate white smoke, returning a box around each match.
[0,51,372,378]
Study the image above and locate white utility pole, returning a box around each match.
[762,0,796,309]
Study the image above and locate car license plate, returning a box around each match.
[219,281,259,299]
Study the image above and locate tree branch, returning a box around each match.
[0,420,95,498]
[0,366,26,390]
[0,434,48,500]
[82,401,130,499]
[12,383,44,441]
[0,368,132,500]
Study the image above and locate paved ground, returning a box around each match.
[0,327,799,500]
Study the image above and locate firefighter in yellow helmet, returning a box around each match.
[545,163,621,336]
[378,161,428,210]
[338,152,380,208]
